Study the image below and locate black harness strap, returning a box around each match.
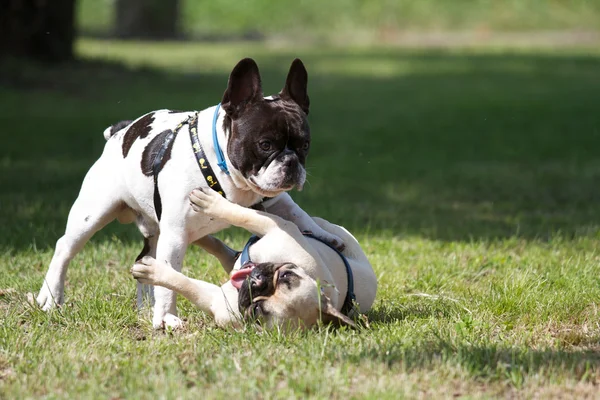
[189,113,227,198]
[153,112,229,221]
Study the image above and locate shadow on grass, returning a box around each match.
[359,295,600,384]
[1,44,600,251]
[342,339,600,386]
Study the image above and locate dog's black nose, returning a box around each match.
[280,152,300,182]
[250,269,267,291]
[237,262,279,313]
[284,156,296,168]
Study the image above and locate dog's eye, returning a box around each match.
[278,270,298,287]
[279,271,294,279]
[259,140,272,151]
[251,301,263,317]
[301,141,310,151]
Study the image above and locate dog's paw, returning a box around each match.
[36,285,62,311]
[330,236,346,252]
[300,225,345,252]
[153,312,184,330]
[189,187,227,216]
[308,230,345,252]
[131,256,160,285]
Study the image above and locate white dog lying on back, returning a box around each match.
[131,187,377,330]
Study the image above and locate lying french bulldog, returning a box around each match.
[36,58,343,329]
[131,187,377,330]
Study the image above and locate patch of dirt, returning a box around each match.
[128,325,147,341]
[0,356,16,382]
[538,317,600,350]
[329,29,600,48]
[0,288,16,297]
[509,381,600,399]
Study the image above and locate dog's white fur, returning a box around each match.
[36,106,342,329]
[131,187,377,330]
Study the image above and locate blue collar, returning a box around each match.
[212,103,229,175]
[238,234,357,316]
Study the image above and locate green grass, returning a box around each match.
[1,39,600,398]
[78,0,600,39]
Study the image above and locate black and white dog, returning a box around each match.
[36,58,343,328]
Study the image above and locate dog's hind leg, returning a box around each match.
[134,216,159,309]
[193,235,239,274]
[37,161,122,310]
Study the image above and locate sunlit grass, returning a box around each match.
[78,0,600,38]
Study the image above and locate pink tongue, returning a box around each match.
[230,265,254,289]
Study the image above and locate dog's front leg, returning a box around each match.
[132,256,240,329]
[132,256,221,316]
[152,229,188,329]
[190,188,279,237]
[263,193,345,250]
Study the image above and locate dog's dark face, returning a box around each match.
[222,59,311,197]
[235,262,355,331]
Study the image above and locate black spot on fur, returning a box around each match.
[109,120,133,138]
[140,129,175,176]
[122,112,155,157]
[84,215,90,222]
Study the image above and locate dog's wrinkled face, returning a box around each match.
[233,262,354,331]
[222,58,311,197]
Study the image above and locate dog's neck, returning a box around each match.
[206,105,254,193]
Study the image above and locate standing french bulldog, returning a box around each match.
[36,58,343,329]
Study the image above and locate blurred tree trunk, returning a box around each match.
[116,0,180,40]
[0,0,77,62]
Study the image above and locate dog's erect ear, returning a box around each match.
[319,293,356,328]
[222,58,263,118]
[280,58,309,115]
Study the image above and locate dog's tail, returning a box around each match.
[103,120,133,140]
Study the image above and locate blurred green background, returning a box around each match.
[2,0,600,248]
[79,0,600,40]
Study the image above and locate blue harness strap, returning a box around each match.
[303,233,357,316]
[239,235,260,266]
[238,233,357,316]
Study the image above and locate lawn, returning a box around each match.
[1,39,600,398]
[78,0,600,38]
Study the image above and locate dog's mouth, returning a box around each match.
[247,177,300,197]
[230,263,255,290]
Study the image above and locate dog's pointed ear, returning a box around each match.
[320,293,356,328]
[280,58,309,115]
[222,58,263,118]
